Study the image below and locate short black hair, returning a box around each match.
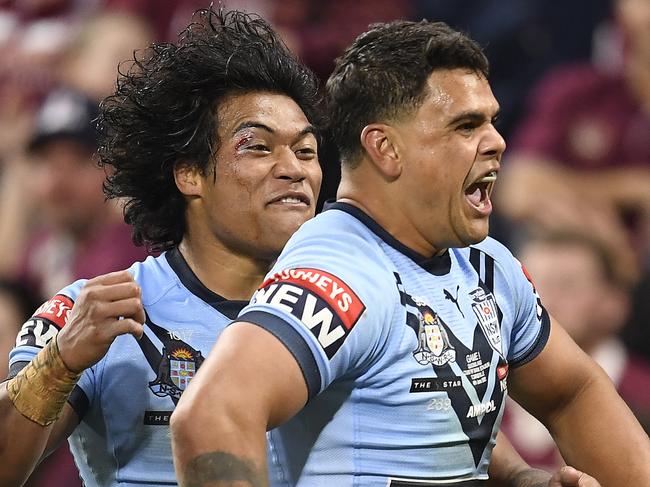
[98,7,322,252]
[326,20,489,167]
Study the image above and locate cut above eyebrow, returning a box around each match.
[232,122,318,140]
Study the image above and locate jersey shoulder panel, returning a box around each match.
[240,209,400,396]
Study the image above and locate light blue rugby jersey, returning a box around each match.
[239,202,551,487]
[8,249,248,487]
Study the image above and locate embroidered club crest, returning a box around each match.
[412,300,456,367]
[470,288,503,357]
[149,340,204,400]
[170,348,196,390]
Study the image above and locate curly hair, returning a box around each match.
[326,20,489,167]
[98,8,322,252]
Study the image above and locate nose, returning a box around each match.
[273,148,306,182]
[479,124,506,160]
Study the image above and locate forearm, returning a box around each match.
[504,470,553,487]
[499,154,650,215]
[581,167,650,209]
[0,339,80,485]
[546,370,650,486]
[488,463,552,487]
[171,394,269,487]
[488,431,552,487]
[0,382,55,486]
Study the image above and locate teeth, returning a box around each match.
[478,171,497,183]
[280,197,303,204]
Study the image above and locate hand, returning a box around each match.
[548,466,601,487]
[57,270,146,373]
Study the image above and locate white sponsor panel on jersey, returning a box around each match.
[254,268,366,358]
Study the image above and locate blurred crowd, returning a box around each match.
[0,0,648,484]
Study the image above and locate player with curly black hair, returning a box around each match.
[0,8,322,486]
[99,8,322,253]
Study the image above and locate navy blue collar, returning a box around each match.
[323,200,452,276]
[165,247,248,319]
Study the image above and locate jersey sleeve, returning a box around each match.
[7,279,95,418]
[236,221,396,400]
[505,257,551,368]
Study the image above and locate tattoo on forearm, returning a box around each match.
[182,451,266,487]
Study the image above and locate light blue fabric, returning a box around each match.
[241,202,550,486]
[10,249,244,486]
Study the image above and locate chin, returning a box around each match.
[460,223,490,247]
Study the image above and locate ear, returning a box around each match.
[360,123,402,180]
[174,162,203,197]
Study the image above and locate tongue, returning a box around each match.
[466,185,482,206]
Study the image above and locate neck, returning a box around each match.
[178,235,272,301]
[337,165,444,258]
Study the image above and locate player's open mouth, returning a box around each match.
[464,171,497,214]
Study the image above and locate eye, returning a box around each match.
[247,144,270,152]
[295,147,317,160]
[456,122,477,134]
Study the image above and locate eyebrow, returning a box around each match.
[446,109,500,127]
[232,122,318,139]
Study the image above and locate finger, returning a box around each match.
[95,297,144,320]
[559,466,600,487]
[134,303,146,325]
[558,466,580,485]
[110,317,145,340]
[81,281,141,304]
[86,269,135,286]
[577,473,601,487]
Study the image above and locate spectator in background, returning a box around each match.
[0,0,80,162]
[495,0,650,286]
[501,231,650,470]
[0,87,149,300]
[0,5,153,164]
[0,6,153,296]
[57,10,153,99]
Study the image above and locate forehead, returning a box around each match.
[216,91,311,137]
[417,69,499,121]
